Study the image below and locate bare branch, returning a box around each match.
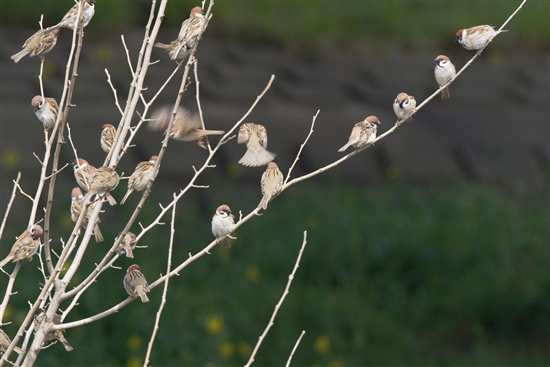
[0,172,21,240]
[104,69,124,115]
[284,110,319,185]
[285,330,306,367]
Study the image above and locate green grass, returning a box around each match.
[2,183,548,366]
[1,1,548,51]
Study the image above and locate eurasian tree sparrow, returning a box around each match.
[237,123,276,167]
[456,25,507,54]
[11,29,60,63]
[434,55,456,99]
[149,105,224,148]
[0,328,25,355]
[338,115,381,152]
[124,264,150,303]
[393,93,416,124]
[0,225,42,268]
[32,95,59,131]
[71,187,103,242]
[72,158,97,192]
[84,166,119,206]
[259,162,284,210]
[100,124,116,153]
[33,309,73,352]
[120,156,158,204]
[47,0,96,31]
[116,232,137,258]
[212,204,235,248]
[154,40,191,61]
[171,6,207,60]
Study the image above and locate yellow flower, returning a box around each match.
[205,315,224,335]
[217,341,235,359]
[313,334,330,354]
[2,150,19,169]
[126,334,142,351]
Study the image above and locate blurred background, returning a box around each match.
[1,0,549,366]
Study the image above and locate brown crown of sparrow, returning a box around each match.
[338,115,381,153]
[211,204,235,248]
[11,28,60,63]
[124,264,150,302]
[71,187,103,242]
[32,95,59,131]
[34,308,73,352]
[120,156,158,204]
[0,224,43,268]
[149,105,224,149]
[237,123,277,167]
[393,93,416,124]
[170,6,206,60]
[259,162,284,210]
[100,124,117,153]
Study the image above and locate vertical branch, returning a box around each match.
[0,172,21,240]
[285,330,306,367]
[0,263,22,325]
[143,193,177,366]
[244,231,308,367]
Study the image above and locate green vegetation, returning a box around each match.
[1,1,548,50]
[3,183,548,365]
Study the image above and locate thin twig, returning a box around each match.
[284,110,319,185]
[0,172,21,240]
[245,231,308,367]
[285,330,306,367]
[105,69,124,115]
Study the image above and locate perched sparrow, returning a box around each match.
[338,116,381,152]
[456,25,507,53]
[434,55,456,99]
[0,328,25,355]
[84,166,119,206]
[31,95,59,131]
[393,93,416,123]
[70,187,103,242]
[0,225,42,268]
[237,123,276,167]
[171,6,207,60]
[100,124,116,153]
[47,0,96,31]
[120,156,158,204]
[11,28,60,63]
[212,204,235,248]
[124,264,150,303]
[72,158,97,192]
[116,232,137,258]
[33,308,73,352]
[149,105,224,148]
[259,162,284,210]
[154,40,191,61]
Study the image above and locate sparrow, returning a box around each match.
[83,166,119,206]
[47,0,96,32]
[149,105,224,148]
[120,156,158,204]
[211,204,235,248]
[154,40,191,61]
[0,225,43,268]
[70,187,103,242]
[100,124,116,153]
[33,308,73,352]
[31,95,59,131]
[72,158,97,192]
[124,264,150,303]
[0,328,25,355]
[116,232,137,258]
[393,93,416,123]
[170,6,207,60]
[338,116,381,152]
[237,123,276,167]
[456,25,507,54]
[11,28,60,63]
[259,162,284,210]
[434,55,456,99]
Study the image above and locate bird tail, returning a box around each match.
[222,237,231,248]
[139,292,149,303]
[338,142,351,153]
[124,246,134,259]
[154,42,169,50]
[106,193,117,206]
[441,87,450,99]
[120,189,133,205]
[203,129,225,136]
[59,334,73,352]
[259,195,270,210]
[239,148,276,167]
[11,49,30,63]
[94,224,104,243]
[0,256,13,268]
